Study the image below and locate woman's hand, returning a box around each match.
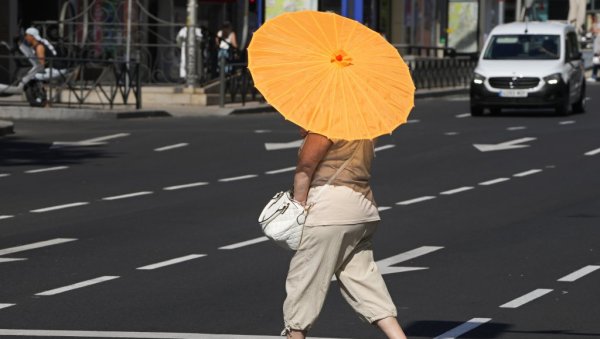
[293,133,332,204]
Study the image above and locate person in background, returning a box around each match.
[591,14,600,81]
[19,27,58,88]
[177,25,203,80]
[215,21,238,74]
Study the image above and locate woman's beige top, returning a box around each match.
[304,139,380,226]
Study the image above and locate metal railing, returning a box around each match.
[0,54,141,109]
[406,57,477,90]
[218,56,260,108]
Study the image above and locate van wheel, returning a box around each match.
[572,81,586,114]
[471,105,484,116]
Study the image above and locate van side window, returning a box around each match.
[566,32,579,60]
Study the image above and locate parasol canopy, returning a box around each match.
[247,10,415,140]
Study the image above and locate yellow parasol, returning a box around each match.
[247,10,415,140]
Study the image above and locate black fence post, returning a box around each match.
[219,56,225,108]
[136,60,142,109]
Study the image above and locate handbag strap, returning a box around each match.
[310,141,362,203]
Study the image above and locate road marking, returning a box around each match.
[265,166,296,175]
[473,137,537,152]
[455,113,471,118]
[479,178,510,186]
[507,126,526,131]
[30,202,89,213]
[0,215,14,220]
[557,265,600,282]
[0,304,15,310]
[0,258,26,263]
[0,174,9,178]
[374,144,395,152]
[584,147,600,156]
[219,236,269,250]
[163,182,209,191]
[137,254,206,270]
[377,206,392,212]
[0,238,77,256]
[218,174,258,182]
[51,133,130,149]
[499,288,553,308]
[407,119,420,124]
[265,139,303,151]
[440,186,474,195]
[376,246,444,275]
[513,169,542,177]
[0,329,345,338]
[254,129,271,133]
[35,276,120,296]
[559,120,575,125]
[444,132,459,136]
[102,191,153,201]
[433,318,492,339]
[25,166,68,174]
[154,143,189,152]
[396,196,436,205]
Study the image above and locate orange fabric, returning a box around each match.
[248,11,415,140]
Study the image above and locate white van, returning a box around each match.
[470,21,586,116]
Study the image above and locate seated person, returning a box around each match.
[19,27,65,88]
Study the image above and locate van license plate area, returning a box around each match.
[499,90,528,98]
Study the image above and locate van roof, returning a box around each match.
[490,21,572,35]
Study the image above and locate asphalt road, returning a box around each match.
[1,83,599,339]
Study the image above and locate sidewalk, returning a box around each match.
[0,86,468,121]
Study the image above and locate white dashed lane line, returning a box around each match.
[499,288,553,309]
[25,166,69,174]
[0,215,14,221]
[455,113,471,118]
[444,132,459,136]
[154,143,189,152]
[102,191,153,201]
[163,182,209,191]
[30,202,89,213]
[479,178,510,186]
[0,304,15,310]
[584,147,600,156]
[433,318,492,339]
[440,186,474,195]
[0,174,9,178]
[377,206,392,212]
[35,276,120,296]
[219,236,269,250]
[265,166,296,175]
[0,238,77,256]
[0,258,26,263]
[513,169,543,177]
[507,126,526,131]
[407,119,420,124]
[136,254,206,270]
[218,174,258,182]
[396,196,436,205]
[557,265,600,282]
[559,120,575,125]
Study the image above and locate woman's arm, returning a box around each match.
[35,44,45,66]
[293,133,332,205]
[230,32,238,49]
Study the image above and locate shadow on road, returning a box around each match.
[0,136,112,167]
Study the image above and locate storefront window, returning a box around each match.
[319,0,341,13]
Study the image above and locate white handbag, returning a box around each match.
[258,144,359,251]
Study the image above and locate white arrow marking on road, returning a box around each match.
[0,329,347,339]
[265,139,303,151]
[51,133,130,148]
[473,137,537,152]
[376,246,444,275]
[433,318,492,339]
[0,238,77,256]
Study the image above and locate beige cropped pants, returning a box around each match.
[283,221,397,332]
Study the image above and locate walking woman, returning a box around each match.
[283,129,407,339]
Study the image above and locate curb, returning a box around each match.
[0,106,171,121]
[0,120,15,136]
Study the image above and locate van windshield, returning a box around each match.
[483,34,560,60]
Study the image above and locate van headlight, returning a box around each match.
[473,73,485,85]
[544,73,562,85]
